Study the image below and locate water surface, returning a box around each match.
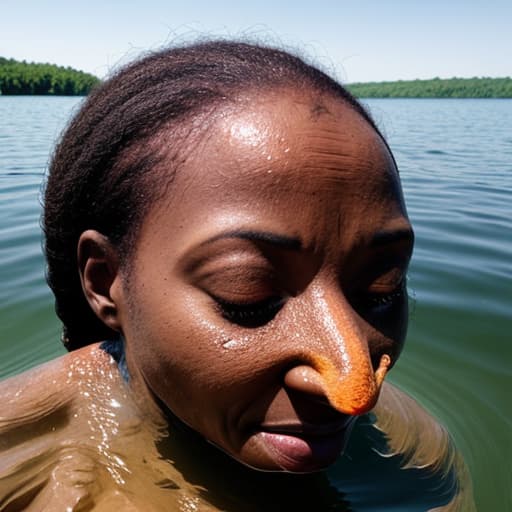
[1,96,510,510]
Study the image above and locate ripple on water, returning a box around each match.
[0,96,510,511]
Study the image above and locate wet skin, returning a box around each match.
[80,89,414,473]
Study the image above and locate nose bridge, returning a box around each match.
[300,285,390,415]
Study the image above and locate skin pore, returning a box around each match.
[79,88,414,474]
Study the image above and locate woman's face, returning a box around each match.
[115,90,414,472]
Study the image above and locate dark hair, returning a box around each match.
[43,40,385,350]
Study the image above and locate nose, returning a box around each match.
[283,287,391,415]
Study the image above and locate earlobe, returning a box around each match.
[77,230,123,333]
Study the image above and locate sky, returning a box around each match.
[1,0,510,83]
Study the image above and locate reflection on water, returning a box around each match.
[1,97,511,510]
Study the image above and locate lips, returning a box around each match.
[257,417,356,472]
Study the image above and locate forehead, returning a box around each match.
[224,91,382,152]
[201,90,392,180]
[172,90,398,194]
[140,90,405,249]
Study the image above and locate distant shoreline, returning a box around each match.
[0,57,99,96]
[1,57,511,98]
[347,77,512,99]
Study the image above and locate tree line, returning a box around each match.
[2,58,510,98]
[0,57,100,95]
[347,77,512,98]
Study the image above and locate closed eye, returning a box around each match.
[352,281,407,314]
[365,285,406,310]
[213,295,285,328]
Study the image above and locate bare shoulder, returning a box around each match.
[0,344,128,511]
[0,343,108,435]
[0,343,197,511]
[373,382,476,512]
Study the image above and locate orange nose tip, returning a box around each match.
[311,353,392,416]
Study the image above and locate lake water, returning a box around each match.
[0,96,510,510]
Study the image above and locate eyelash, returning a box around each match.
[359,283,406,311]
[212,282,406,328]
[215,296,285,328]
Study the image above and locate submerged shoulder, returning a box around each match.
[0,343,142,510]
[0,343,201,511]
[374,381,450,469]
[0,343,110,435]
[373,382,476,512]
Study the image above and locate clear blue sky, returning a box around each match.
[1,0,510,83]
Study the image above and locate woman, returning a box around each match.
[0,41,474,511]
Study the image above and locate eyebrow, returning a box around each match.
[370,228,415,247]
[203,229,303,251]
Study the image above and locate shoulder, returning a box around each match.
[0,343,110,435]
[0,344,209,511]
[372,382,476,512]
[374,381,450,469]
[0,344,124,510]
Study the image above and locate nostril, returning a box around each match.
[283,365,356,427]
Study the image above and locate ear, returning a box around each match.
[77,230,123,333]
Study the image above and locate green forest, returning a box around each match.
[0,57,99,95]
[1,57,511,98]
[348,77,512,98]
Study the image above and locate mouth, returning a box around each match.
[256,416,357,472]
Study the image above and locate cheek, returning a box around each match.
[124,288,261,424]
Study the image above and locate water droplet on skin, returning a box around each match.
[222,340,238,349]
[229,120,264,147]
